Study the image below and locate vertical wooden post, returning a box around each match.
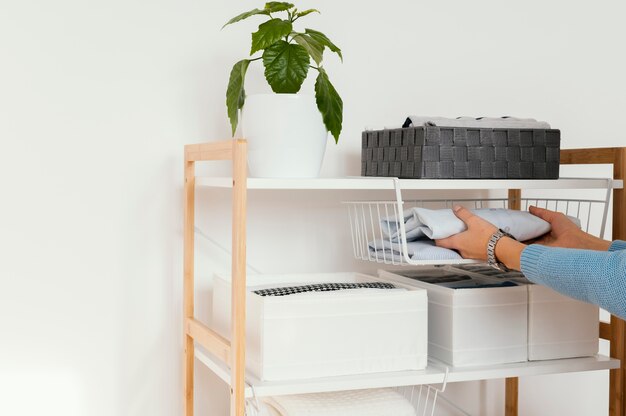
[611,318,626,416]
[505,377,519,416]
[230,140,248,416]
[508,189,521,211]
[183,159,196,416]
[610,148,626,416]
[505,188,522,416]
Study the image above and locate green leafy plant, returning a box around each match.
[224,2,343,143]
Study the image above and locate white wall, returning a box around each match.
[0,0,624,415]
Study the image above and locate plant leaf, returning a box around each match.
[292,33,324,65]
[222,8,268,29]
[305,28,343,61]
[296,9,320,17]
[315,68,343,143]
[262,41,310,93]
[264,2,294,13]
[226,59,250,136]
[250,19,292,55]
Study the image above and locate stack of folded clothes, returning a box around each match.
[402,115,551,129]
[369,207,559,261]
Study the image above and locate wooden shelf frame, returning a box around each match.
[560,147,626,416]
[183,142,626,416]
[184,139,248,416]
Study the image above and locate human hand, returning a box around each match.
[436,205,526,270]
[528,206,611,251]
[435,205,499,261]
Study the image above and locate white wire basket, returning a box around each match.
[344,181,613,266]
[394,369,453,416]
[244,370,458,416]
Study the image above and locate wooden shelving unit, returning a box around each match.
[183,141,626,416]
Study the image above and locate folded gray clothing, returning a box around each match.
[381,207,551,242]
[368,239,462,261]
[404,116,551,129]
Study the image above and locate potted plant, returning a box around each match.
[224,2,343,178]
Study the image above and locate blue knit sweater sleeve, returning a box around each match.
[609,240,626,251]
[521,240,626,319]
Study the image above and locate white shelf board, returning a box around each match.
[195,348,619,398]
[196,176,623,191]
[440,355,619,383]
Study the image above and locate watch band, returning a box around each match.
[487,229,515,271]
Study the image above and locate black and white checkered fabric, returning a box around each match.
[253,282,396,297]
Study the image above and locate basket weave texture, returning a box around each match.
[361,126,560,179]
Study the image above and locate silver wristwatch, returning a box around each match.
[487,229,515,271]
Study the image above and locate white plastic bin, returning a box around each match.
[378,268,528,367]
[528,284,599,360]
[212,272,428,381]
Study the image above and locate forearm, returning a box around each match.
[520,243,626,319]
[495,237,622,272]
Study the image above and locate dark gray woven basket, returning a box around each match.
[361,126,560,179]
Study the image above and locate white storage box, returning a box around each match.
[452,264,600,361]
[528,284,599,360]
[212,272,428,381]
[378,268,528,367]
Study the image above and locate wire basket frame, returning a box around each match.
[245,390,451,416]
[244,370,454,416]
[394,368,451,416]
[344,180,613,266]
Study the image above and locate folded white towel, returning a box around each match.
[405,116,551,129]
[256,389,416,416]
[382,208,551,242]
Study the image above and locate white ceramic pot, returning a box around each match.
[242,94,328,178]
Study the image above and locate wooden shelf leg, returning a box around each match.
[508,189,522,211]
[505,189,521,416]
[230,140,248,416]
[183,160,196,416]
[610,148,626,416]
[184,335,194,416]
[505,377,519,416]
[610,317,626,416]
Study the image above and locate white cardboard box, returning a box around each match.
[378,268,528,367]
[212,272,428,381]
[528,284,599,360]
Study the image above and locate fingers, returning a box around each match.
[529,205,556,222]
[452,205,475,224]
